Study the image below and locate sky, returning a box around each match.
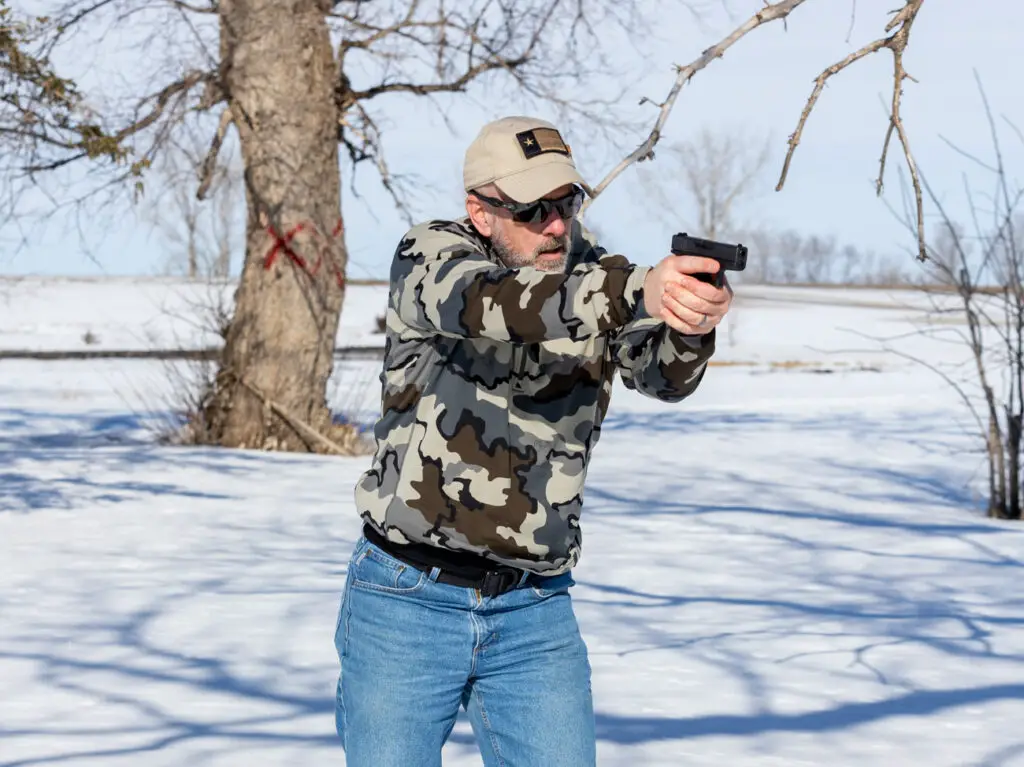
[3,0,1024,280]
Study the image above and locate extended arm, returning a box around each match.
[389,220,650,343]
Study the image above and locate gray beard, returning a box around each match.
[491,227,569,273]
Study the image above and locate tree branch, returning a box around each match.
[331,0,565,219]
[350,58,525,101]
[19,69,209,173]
[335,0,422,51]
[196,105,233,200]
[112,70,209,143]
[170,0,217,12]
[339,103,416,226]
[776,0,927,260]
[580,0,809,214]
[238,377,351,456]
[340,1,551,104]
[776,39,886,190]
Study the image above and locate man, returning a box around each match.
[334,115,733,766]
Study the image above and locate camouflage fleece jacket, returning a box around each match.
[354,218,716,575]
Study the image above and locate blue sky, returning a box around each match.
[3,0,1023,280]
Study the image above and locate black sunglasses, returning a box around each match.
[471,186,584,224]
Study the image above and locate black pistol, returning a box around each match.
[670,232,747,287]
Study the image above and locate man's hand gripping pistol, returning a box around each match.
[671,233,748,287]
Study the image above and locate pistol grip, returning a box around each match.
[694,271,723,288]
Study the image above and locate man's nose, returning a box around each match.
[541,209,567,237]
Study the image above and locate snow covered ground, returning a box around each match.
[0,277,390,352]
[3,278,1024,766]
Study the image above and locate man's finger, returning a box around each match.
[664,284,719,316]
[664,313,709,336]
[669,255,721,276]
[675,275,732,303]
[662,311,702,335]
[662,292,712,328]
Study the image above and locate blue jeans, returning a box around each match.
[334,534,596,766]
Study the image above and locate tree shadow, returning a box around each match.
[599,407,969,442]
[976,741,1024,767]
[0,471,234,511]
[0,406,338,512]
[0,511,359,766]
[566,405,1024,758]
[5,402,1024,764]
[590,683,1024,743]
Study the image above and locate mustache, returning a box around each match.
[536,236,568,255]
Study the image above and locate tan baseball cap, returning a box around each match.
[463,116,586,203]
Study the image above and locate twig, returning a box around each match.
[877,1,926,260]
[196,107,234,201]
[20,69,210,173]
[342,0,550,103]
[114,70,210,144]
[580,0,809,215]
[238,377,349,456]
[170,0,217,13]
[1005,116,1024,149]
[839,330,985,438]
[777,0,927,260]
[339,104,416,225]
[330,0,559,223]
[777,38,886,190]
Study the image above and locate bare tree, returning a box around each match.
[581,0,928,270]
[798,234,835,284]
[2,0,672,452]
[837,244,862,285]
[146,127,242,279]
[886,81,1024,519]
[732,226,913,286]
[640,126,771,241]
[1,0,131,234]
[2,0,930,454]
[923,220,971,288]
[736,228,777,283]
[774,230,805,284]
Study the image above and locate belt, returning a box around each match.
[362,524,530,598]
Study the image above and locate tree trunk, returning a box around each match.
[187,225,198,280]
[988,406,1007,518]
[1008,410,1022,520]
[205,0,346,452]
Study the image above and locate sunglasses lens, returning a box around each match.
[511,189,582,223]
[513,204,546,224]
[557,190,583,218]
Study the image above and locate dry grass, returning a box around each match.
[708,359,883,373]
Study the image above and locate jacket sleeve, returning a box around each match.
[389,220,650,343]
[608,320,715,402]
[572,225,716,403]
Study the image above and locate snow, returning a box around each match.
[3,278,1024,766]
[0,277,390,351]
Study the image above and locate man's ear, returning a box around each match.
[465,193,493,237]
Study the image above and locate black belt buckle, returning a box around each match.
[480,568,520,598]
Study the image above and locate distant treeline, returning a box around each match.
[728,227,921,287]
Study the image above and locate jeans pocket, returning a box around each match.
[530,570,576,599]
[349,542,429,594]
[335,537,369,647]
